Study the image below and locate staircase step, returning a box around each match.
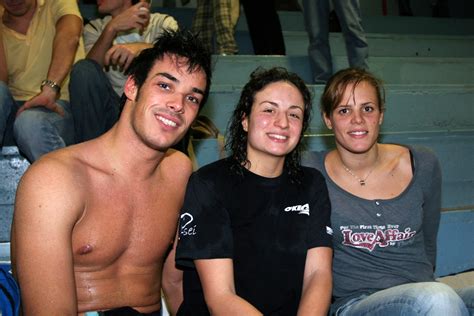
[281,32,474,57]
[436,210,474,277]
[0,147,29,243]
[210,55,474,85]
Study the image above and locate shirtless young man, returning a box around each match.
[10,30,212,315]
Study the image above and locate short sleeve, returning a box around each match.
[83,18,105,53]
[51,0,82,24]
[306,169,333,249]
[176,172,233,268]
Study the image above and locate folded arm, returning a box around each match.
[195,258,263,316]
[297,247,333,316]
[86,2,150,67]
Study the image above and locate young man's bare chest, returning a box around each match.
[71,176,181,270]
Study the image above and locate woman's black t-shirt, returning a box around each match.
[176,158,332,315]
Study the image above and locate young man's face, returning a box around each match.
[126,53,207,152]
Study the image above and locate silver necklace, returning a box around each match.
[341,163,376,186]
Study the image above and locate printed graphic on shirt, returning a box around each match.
[340,224,416,251]
[284,203,310,215]
[180,212,197,236]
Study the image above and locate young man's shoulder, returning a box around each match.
[22,145,89,188]
[160,148,194,179]
[14,145,89,223]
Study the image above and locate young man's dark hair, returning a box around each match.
[122,29,213,111]
[120,29,213,154]
[225,67,312,183]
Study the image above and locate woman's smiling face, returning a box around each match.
[242,81,305,163]
[324,80,384,155]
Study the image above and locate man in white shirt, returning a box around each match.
[69,0,178,143]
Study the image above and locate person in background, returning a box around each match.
[69,0,178,144]
[240,0,286,55]
[176,67,333,315]
[274,0,301,11]
[11,29,212,315]
[432,0,450,17]
[303,67,474,315]
[0,0,84,162]
[301,0,368,84]
[398,0,413,16]
[191,0,238,55]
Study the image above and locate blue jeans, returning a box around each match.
[302,0,369,83]
[333,282,472,316]
[0,81,74,162]
[69,59,121,144]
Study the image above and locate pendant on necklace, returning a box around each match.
[359,180,366,186]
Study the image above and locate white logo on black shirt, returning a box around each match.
[284,203,310,215]
[180,212,197,236]
[326,226,333,235]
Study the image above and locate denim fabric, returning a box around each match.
[334,282,471,316]
[0,82,13,144]
[302,0,369,83]
[456,286,474,316]
[0,81,74,162]
[69,59,121,144]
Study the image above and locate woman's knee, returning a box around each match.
[408,282,468,315]
[348,282,469,316]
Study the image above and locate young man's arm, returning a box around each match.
[17,13,82,116]
[162,231,183,316]
[11,157,85,315]
[195,259,263,316]
[86,2,150,67]
[297,247,333,316]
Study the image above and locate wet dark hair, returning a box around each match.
[225,67,312,184]
[120,29,212,111]
[321,67,385,118]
